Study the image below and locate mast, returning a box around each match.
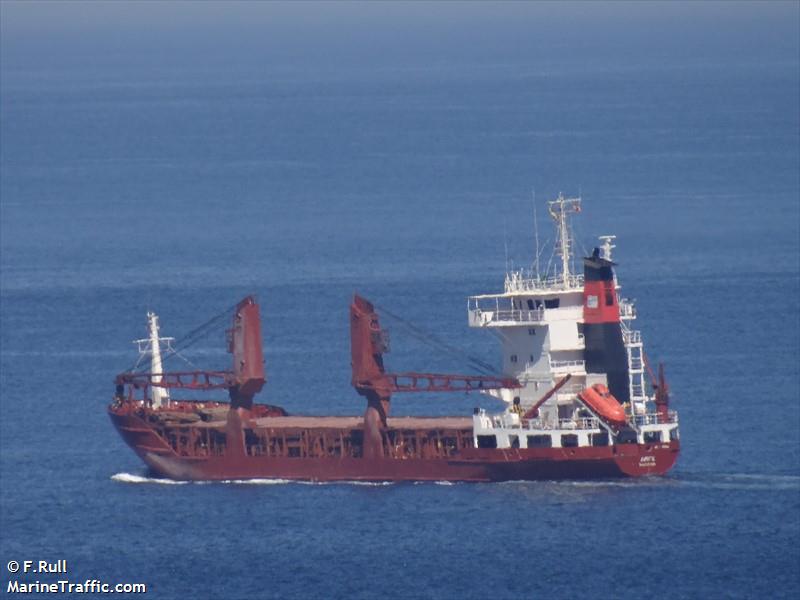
[121,297,265,409]
[133,312,173,408]
[533,188,541,281]
[547,193,582,287]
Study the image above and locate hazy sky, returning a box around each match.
[2,1,797,31]
[2,1,798,71]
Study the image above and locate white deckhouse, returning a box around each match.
[467,194,678,450]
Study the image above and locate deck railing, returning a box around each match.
[622,329,641,344]
[481,413,602,431]
[632,412,679,426]
[504,272,585,293]
[549,359,586,373]
[469,308,545,326]
[619,300,637,319]
[558,417,601,430]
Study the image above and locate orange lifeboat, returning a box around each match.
[578,384,627,426]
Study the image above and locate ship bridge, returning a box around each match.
[467,295,584,328]
[466,193,665,432]
[465,194,593,424]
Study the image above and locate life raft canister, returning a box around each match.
[578,384,627,426]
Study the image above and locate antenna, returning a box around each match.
[503,214,509,274]
[533,188,540,281]
[547,192,582,288]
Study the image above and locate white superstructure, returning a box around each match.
[467,193,679,448]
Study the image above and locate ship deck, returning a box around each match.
[250,416,472,430]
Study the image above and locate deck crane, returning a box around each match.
[350,295,521,459]
[114,296,266,411]
[643,352,671,422]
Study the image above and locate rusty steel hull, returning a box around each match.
[109,408,679,482]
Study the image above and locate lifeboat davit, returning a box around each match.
[578,384,627,426]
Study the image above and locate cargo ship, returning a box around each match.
[109,194,679,481]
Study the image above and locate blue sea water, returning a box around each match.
[1,3,799,599]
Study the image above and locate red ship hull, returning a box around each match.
[109,408,679,482]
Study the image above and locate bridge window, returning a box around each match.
[528,328,536,335]
[510,355,518,363]
[477,435,497,449]
[527,434,551,448]
[544,298,560,309]
[527,299,535,310]
[561,434,579,448]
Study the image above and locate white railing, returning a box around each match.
[469,308,544,326]
[504,271,585,294]
[480,415,601,431]
[632,411,679,426]
[479,408,679,435]
[619,300,637,319]
[623,329,641,345]
[550,359,586,373]
[557,417,601,430]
